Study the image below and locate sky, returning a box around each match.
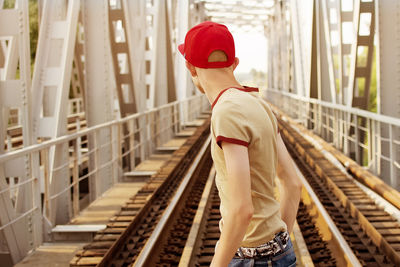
[233,31,268,74]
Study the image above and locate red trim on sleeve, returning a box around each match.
[216,136,249,149]
[211,86,259,109]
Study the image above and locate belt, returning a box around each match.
[234,231,290,259]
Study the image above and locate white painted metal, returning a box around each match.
[71,12,85,109]
[347,0,376,110]
[268,1,289,91]
[0,1,41,265]
[174,0,191,102]
[201,0,274,32]
[338,0,355,106]
[31,0,80,228]
[149,0,176,108]
[319,0,337,103]
[124,0,147,113]
[52,224,106,232]
[376,0,400,187]
[82,0,115,200]
[0,93,208,264]
[289,0,314,97]
[347,0,361,108]
[1,0,398,264]
[108,0,137,116]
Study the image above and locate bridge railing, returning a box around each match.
[265,88,400,190]
[0,94,209,264]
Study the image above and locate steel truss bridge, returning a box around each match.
[0,0,399,266]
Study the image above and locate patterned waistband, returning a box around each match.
[235,231,290,259]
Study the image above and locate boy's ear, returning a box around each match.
[185,61,197,77]
[232,57,240,71]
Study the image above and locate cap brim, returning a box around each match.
[178,43,185,56]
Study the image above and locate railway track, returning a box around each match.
[71,107,400,267]
[182,114,400,267]
[70,118,211,266]
[133,144,213,266]
[278,115,400,266]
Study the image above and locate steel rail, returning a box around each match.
[294,159,362,267]
[178,166,216,267]
[268,99,400,212]
[278,114,400,266]
[133,135,211,267]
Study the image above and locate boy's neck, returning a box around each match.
[202,77,243,106]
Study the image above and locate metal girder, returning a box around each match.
[108,0,137,117]
[0,1,42,265]
[207,11,270,18]
[267,0,394,176]
[288,0,314,97]
[123,0,149,164]
[70,12,85,109]
[201,0,274,13]
[82,0,115,201]
[190,0,208,26]
[148,0,177,108]
[347,0,375,110]
[318,0,337,103]
[210,17,268,32]
[174,0,194,127]
[268,0,375,105]
[335,0,348,105]
[201,0,273,33]
[123,0,147,113]
[376,0,400,188]
[31,0,80,227]
[344,0,375,164]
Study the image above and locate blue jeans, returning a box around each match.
[228,239,296,267]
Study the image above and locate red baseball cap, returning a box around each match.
[178,21,235,69]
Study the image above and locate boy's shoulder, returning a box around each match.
[212,88,260,118]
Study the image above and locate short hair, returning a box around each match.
[208,50,228,62]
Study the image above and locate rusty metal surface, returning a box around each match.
[69,118,210,266]
[278,116,400,266]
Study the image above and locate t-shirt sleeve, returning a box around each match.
[212,101,252,149]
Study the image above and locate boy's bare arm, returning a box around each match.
[211,142,253,267]
[276,133,302,233]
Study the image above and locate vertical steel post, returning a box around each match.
[82,0,114,198]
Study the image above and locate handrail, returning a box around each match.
[0,95,207,164]
[265,88,400,126]
[265,88,399,190]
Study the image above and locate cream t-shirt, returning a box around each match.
[210,86,287,247]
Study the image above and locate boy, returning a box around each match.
[178,21,302,267]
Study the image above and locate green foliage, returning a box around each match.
[3,0,16,8]
[3,0,38,67]
[356,47,377,113]
[29,0,39,63]
[369,48,377,113]
[331,47,377,112]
